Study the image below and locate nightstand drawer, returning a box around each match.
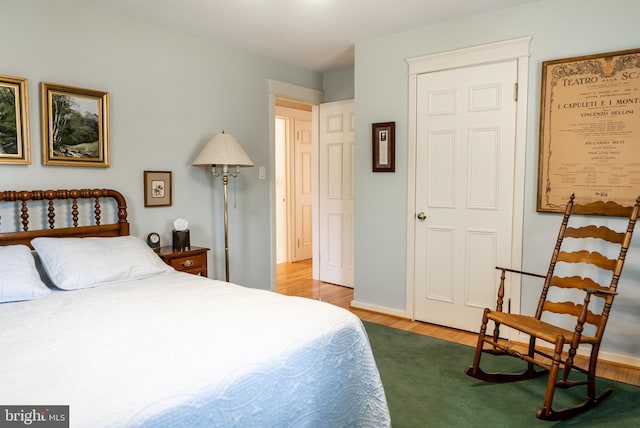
[155,246,210,276]
[167,253,206,271]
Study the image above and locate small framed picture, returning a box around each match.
[372,122,395,172]
[41,82,109,167]
[144,171,172,207]
[0,74,31,164]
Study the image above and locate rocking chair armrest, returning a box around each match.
[493,267,546,313]
[584,287,618,297]
[495,266,546,279]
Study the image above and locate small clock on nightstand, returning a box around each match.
[146,232,161,249]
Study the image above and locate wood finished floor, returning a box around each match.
[276,259,640,386]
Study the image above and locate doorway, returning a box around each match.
[268,80,323,291]
[275,99,313,264]
[268,81,355,291]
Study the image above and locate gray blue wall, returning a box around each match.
[354,0,640,362]
[0,0,322,289]
[322,66,354,102]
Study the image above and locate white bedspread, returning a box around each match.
[0,272,390,427]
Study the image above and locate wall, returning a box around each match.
[354,0,640,362]
[322,65,355,102]
[0,0,322,289]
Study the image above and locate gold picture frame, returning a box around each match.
[144,170,172,207]
[0,74,30,164]
[537,48,640,215]
[41,82,109,167]
[372,122,395,172]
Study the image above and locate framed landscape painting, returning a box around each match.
[0,74,30,164]
[41,82,109,167]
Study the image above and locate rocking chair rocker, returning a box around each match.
[465,194,640,420]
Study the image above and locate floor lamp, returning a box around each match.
[192,132,254,282]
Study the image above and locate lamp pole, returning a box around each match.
[214,164,239,282]
[221,166,231,282]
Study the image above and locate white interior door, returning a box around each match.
[293,116,313,261]
[275,104,313,262]
[319,100,354,287]
[414,60,518,331]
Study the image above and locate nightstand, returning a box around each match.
[156,246,210,276]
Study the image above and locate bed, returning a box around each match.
[0,189,390,427]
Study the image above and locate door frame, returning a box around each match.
[268,80,323,290]
[405,37,531,325]
[274,113,291,264]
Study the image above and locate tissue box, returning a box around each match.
[172,229,190,251]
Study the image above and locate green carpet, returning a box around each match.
[364,322,640,427]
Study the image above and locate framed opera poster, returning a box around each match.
[537,48,640,215]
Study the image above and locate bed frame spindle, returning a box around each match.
[20,200,29,231]
[47,199,56,229]
[94,197,102,226]
[72,198,80,227]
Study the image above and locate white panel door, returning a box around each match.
[319,100,354,287]
[275,105,313,263]
[294,117,313,261]
[414,61,518,331]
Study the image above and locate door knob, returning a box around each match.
[417,212,427,220]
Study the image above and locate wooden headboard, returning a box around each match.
[0,189,129,248]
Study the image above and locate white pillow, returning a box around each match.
[32,250,56,288]
[0,245,52,303]
[31,236,174,290]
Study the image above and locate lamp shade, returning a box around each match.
[192,132,254,167]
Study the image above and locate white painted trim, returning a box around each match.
[507,49,531,331]
[405,37,532,327]
[407,37,532,75]
[268,80,324,104]
[351,300,410,319]
[512,333,640,368]
[599,350,640,368]
[405,72,418,320]
[268,80,324,290]
[311,105,320,280]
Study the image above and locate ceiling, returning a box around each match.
[78,0,539,72]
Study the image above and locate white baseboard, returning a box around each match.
[349,302,640,369]
[350,300,410,319]
[513,332,640,369]
[598,349,640,368]
[350,305,640,368]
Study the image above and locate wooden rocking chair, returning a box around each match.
[465,194,640,420]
